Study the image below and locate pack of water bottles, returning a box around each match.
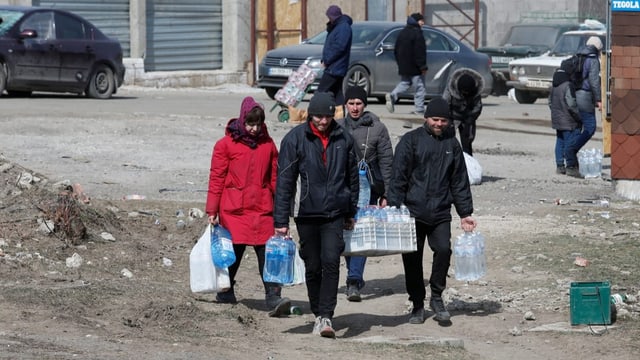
[274,64,317,107]
[343,205,417,256]
[577,148,603,179]
[453,231,486,281]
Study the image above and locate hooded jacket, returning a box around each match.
[273,120,359,228]
[387,124,473,226]
[575,44,601,112]
[442,68,484,124]
[205,97,279,246]
[336,111,393,196]
[549,70,580,131]
[394,16,427,76]
[322,14,353,77]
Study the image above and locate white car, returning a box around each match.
[506,22,606,104]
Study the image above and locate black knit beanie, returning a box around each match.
[344,86,367,106]
[423,96,451,119]
[308,92,336,116]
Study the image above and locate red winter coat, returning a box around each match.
[205,97,278,246]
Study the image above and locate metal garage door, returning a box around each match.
[33,0,131,57]
[145,0,223,71]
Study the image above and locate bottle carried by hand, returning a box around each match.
[454,231,486,281]
[210,224,236,269]
[263,235,296,284]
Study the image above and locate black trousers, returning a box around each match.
[317,72,345,105]
[228,244,278,293]
[295,216,345,319]
[401,220,452,309]
[457,120,476,156]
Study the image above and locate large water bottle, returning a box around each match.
[453,234,470,281]
[358,169,371,208]
[263,235,296,284]
[454,232,486,281]
[210,225,236,269]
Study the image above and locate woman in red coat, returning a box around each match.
[205,96,290,316]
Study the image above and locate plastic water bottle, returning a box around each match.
[210,225,235,269]
[399,205,411,223]
[358,169,371,208]
[263,235,296,284]
[454,232,486,281]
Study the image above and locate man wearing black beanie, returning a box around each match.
[274,92,359,338]
[387,96,477,325]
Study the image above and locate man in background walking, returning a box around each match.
[386,13,427,116]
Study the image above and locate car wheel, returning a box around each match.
[265,87,278,100]
[514,89,537,104]
[0,64,6,95]
[87,65,115,99]
[343,65,370,95]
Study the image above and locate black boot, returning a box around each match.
[265,283,291,317]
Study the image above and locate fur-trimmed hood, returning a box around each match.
[446,68,485,100]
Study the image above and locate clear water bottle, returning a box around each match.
[454,232,486,281]
[210,225,236,269]
[399,205,411,223]
[358,169,371,208]
[263,235,296,284]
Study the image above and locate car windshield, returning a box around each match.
[303,25,384,46]
[550,34,601,56]
[504,26,560,47]
[0,10,24,36]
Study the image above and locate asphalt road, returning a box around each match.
[0,85,602,203]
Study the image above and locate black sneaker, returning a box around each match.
[409,307,425,324]
[346,284,361,302]
[215,288,237,304]
[267,297,291,318]
[430,296,451,322]
[556,166,566,175]
[566,166,581,178]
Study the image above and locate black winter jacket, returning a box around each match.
[394,17,427,76]
[549,70,580,131]
[387,124,473,226]
[443,68,484,124]
[274,121,359,228]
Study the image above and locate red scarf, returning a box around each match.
[309,122,330,165]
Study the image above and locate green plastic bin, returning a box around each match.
[569,281,611,325]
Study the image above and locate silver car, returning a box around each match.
[257,21,493,103]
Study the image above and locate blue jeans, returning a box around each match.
[572,111,597,153]
[390,74,426,112]
[555,128,581,167]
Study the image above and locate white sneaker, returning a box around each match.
[312,316,322,335]
[319,317,335,338]
[385,93,395,113]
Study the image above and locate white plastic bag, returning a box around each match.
[290,248,305,286]
[189,224,231,293]
[463,152,482,185]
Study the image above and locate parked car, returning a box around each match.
[257,21,493,103]
[506,20,606,104]
[477,22,580,96]
[0,6,125,99]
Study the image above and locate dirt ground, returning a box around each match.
[1,88,639,360]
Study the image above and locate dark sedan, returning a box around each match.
[0,6,125,99]
[257,21,493,103]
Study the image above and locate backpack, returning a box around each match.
[561,54,588,89]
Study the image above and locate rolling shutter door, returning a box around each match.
[145,0,223,71]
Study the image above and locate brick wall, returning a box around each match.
[610,12,640,180]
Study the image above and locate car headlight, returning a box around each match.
[510,66,525,77]
[306,58,323,69]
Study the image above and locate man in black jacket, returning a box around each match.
[385,13,427,115]
[387,96,477,325]
[274,92,359,338]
